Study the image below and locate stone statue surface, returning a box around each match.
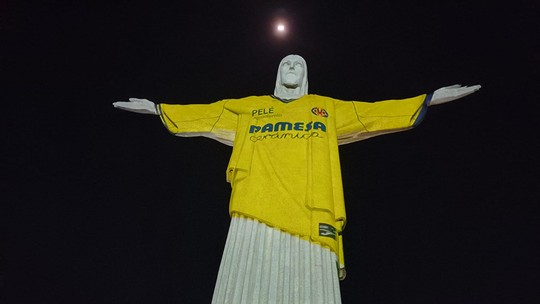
[113,55,480,303]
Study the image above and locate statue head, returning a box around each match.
[274,54,308,100]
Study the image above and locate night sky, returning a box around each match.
[3,1,539,303]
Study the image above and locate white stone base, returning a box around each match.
[212,216,342,304]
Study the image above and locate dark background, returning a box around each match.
[2,1,539,303]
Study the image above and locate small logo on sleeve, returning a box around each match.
[311,107,328,117]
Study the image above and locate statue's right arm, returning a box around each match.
[113,98,159,115]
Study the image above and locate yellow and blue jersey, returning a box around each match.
[158,93,430,268]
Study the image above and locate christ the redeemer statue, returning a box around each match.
[113,54,480,303]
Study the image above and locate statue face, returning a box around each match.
[279,56,305,88]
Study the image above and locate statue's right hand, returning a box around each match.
[113,98,158,115]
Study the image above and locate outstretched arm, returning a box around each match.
[113,98,159,115]
[429,84,481,106]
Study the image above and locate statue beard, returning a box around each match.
[281,73,301,89]
[282,82,299,89]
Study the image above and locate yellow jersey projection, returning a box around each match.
[158,93,430,268]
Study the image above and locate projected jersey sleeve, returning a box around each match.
[158,100,238,146]
[334,94,431,145]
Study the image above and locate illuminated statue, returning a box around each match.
[113,54,480,303]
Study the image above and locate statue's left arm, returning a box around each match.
[333,84,480,145]
[429,84,481,106]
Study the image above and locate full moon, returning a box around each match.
[272,18,289,37]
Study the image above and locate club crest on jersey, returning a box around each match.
[311,107,328,117]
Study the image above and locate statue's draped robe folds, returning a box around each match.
[158,94,430,303]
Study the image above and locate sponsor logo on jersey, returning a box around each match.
[311,107,328,117]
[249,121,326,133]
[319,223,337,239]
[248,121,326,142]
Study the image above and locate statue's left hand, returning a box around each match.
[429,84,481,106]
